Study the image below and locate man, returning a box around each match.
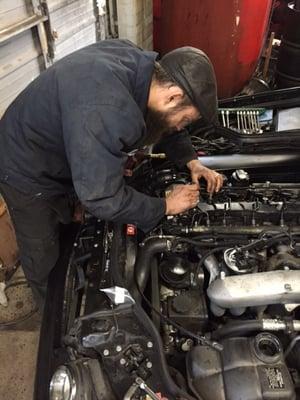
[0,39,223,309]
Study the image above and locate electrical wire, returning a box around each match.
[194,233,297,277]
[134,265,223,352]
[238,232,295,253]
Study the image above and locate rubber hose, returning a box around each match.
[134,302,199,400]
[212,320,263,340]
[131,236,173,299]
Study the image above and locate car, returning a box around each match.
[35,87,300,400]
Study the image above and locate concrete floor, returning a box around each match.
[0,269,40,400]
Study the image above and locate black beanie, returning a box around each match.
[160,47,218,125]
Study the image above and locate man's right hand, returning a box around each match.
[165,184,199,215]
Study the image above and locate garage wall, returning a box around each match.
[0,0,154,118]
[46,0,97,61]
[0,0,46,117]
[0,0,101,118]
[116,0,153,50]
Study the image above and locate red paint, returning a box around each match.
[153,0,272,98]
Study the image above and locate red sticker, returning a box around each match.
[126,224,136,236]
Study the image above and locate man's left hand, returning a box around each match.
[187,159,224,193]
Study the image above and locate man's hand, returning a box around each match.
[187,159,223,193]
[165,184,199,215]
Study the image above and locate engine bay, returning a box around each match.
[45,89,300,400]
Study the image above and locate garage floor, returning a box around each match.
[0,268,41,400]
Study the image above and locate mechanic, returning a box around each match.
[0,39,223,310]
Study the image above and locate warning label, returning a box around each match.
[264,367,285,390]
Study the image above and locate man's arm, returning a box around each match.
[62,105,199,231]
[156,130,223,193]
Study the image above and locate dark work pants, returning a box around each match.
[0,182,74,311]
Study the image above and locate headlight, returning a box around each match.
[49,365,76,400]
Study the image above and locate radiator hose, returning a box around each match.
[131,236,173,299]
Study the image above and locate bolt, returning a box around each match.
[73,242,78,247]
[147,341,153,348]
[146,361,152,369]
[103,349,110,356]
[120,358,126,365]
[116,345,122,352]
[94,243,99,248]
[96,230,101,234]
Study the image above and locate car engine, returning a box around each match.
[41,88,300,400]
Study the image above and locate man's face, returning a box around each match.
[144,103,200,145]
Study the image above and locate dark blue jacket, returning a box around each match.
[0,40,196,231]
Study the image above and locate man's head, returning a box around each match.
[145,47,217,145]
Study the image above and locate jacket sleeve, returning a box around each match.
[155,130,197,169]
[62,104,166,232]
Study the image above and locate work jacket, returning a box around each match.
[0,39,196,231]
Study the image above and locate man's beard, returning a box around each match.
[143,107,175,146]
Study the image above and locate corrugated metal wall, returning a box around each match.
[46,0,97,61]
[0,0,100,118]
[0,31,44,117]
[0,0,45,117]
[0,0,154,118]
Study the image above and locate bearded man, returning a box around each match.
[0,39,223,309]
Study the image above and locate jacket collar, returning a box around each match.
[133,50,158,116]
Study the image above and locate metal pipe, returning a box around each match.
[183,225,300,235]
[203,254,219,284]
[221,110,226,127]
[208,270,300,313]
[226,110,230,128]
[198,153,300,170]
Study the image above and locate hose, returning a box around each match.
[133,302,199,400]
[212,320,263,340]
[212,319,300,340]
[150,258,161,331]
[239,232,294,252]
[196,246,229,275]
[285,336,300,358]
[134,258,223,352]
[131,236,174,299]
